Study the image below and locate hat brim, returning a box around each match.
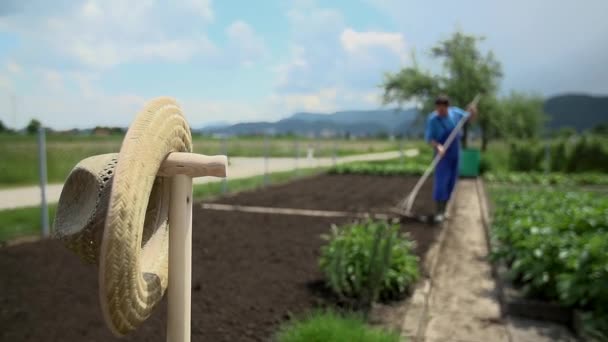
[54,97,192,336]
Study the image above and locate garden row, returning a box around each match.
[489,185,608,340]
[502,134,608,173]
[0,173,439,341]
[329,156,608,186]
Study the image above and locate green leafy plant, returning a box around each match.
[319,220,420,312]
[490,187,608,329]
[274,310,401,342]
[576,311,608,342]
[484,171,608,186]
[329,154,431,177]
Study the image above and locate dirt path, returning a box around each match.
[403,179,577,342]
[0,150,416,210]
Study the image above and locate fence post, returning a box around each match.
[264,135,269,186]
[38,126,49,237]
[332,140,338,167]
[399,137,404,163]
[315,137,320,167]
[294,138,299,178]
[545,142,551,175]
[221,136,228,194]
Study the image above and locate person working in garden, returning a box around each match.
[425,95,477,223]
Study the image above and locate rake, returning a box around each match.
[395,94,482,222]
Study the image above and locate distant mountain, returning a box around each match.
[199,108,420,137]
[544,94,608,132]
[200,121,231,130]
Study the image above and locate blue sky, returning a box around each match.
[0,0,607,129]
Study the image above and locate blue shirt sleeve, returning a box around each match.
[425,113,439,142]
[450,107,470,123]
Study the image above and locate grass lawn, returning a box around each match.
[0,134,402,187]
[0,205,58,242]
[275,311,400,342]
[0,167,325,242]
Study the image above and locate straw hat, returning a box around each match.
[54,97,193,336]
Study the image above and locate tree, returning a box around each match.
[591,123,608,136]
[26,119,42,135]
[382,31,503,149]
[0,119,6,133]
[555,127,577,138]
[495,92,546,140]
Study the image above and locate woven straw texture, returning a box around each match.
[54,153,119,264]
[54,97,192,336]
[97,97,192,336]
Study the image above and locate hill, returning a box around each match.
[544,94,608,132]
[199,108,419,137]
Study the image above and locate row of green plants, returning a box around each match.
[484,171,608,186]
[329,150,432,176]
[275,219,420,341]
[330,160,427,176]
[508,134,608,173]
[490,187,608,339]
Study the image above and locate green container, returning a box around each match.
[459,148,481,177]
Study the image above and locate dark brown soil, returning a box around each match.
[0,174,438,342]
[214,174,435,215]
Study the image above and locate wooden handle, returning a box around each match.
[400,93,482,214]
[158,153,227,178]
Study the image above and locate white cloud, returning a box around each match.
[362,91,381,106]
[364,0,608,95]
[0,66,146,129]
[270,87,338,113]
[226,21,268,66]
[0,0,406,130]
[340,28,407,62]
[2,0,218,70]
[41,69,64,91]
[0,75,12,92]
[6,61,21,74]
[185,0,214,22]
[81,0,103,19]
[273,2,407,114]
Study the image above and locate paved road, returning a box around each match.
[0,150,417,210]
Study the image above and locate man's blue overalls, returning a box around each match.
[424,107,469,203]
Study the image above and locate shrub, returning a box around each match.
[508,141,544,171]
[507,135,608,173]
[274,310,401,342]
[549,139,568,172]
[479,154,493,174]
[319,220,419,308]
[564,135,608,173]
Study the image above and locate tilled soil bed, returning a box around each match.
[214,174,435,215]
[1,174,438,342]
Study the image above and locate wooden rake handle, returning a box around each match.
[158,153,227,178]
[400,94,482,215]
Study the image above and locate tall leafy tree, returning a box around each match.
[26,119,41,135]
[498,92,546,140]
[382,31,503,149]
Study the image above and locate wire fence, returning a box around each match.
[1,133,408,239]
